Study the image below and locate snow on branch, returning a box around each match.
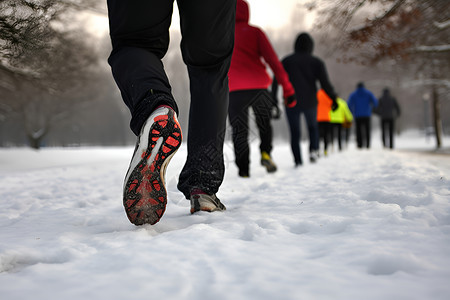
[434,20,450,29]
[349,0,406,33]
[413,45,450,53]
[59,0,107,15]
[402,78,450,88]
[0,60,40,79]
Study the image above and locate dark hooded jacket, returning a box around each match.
[273,33,336,110]
[376,88,401,119]
[229,0,294,98]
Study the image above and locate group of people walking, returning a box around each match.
[347,82,401,150]
[228,0,399,178]
[106,0,401,226]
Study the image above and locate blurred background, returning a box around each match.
[0,0,448,149]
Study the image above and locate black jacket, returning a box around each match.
[272,33,336,110]
[376,88,401,119]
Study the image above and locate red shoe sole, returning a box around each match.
[123,110,182,225]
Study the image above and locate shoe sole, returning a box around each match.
[261,160,277,173]
[123,108,182,225]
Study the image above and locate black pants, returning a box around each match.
[344,127,351,147]
[355,117,371,148]
[318,121,333,153]
[330,123,343,151]
[107,0,236,198]
[286,106,319,165]
[228,90,273,175]
[381,119,395,149]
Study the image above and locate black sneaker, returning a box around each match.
[190,190,226,214]
[123,106,182,225]
[238,169,250,178]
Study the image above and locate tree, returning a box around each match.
[0,0,104,149]
[307,0,450,148]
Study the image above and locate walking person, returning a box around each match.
[377,88,401,149]
[272,33,337,166]
[107,0,236,225]
[228,0,296,177]
[347,82,378,149]
[330,96,354,151]
[316,89,333,156]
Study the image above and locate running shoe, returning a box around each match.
[260,151,277,173]
[123,106,182,225]
[190,189,226,214]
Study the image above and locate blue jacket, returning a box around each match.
[347,87,378,118]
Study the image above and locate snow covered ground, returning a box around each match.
[0,131,449,300]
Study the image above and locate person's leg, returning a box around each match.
[251,90,273,154]
[324,122,331,154]
[345,127,350,147]
[347,126,351,145]
[303,107,319,161]
[303,107,319,153]
[329,123,335,151]
[286,107,302,165]
[366,117,372,148]
[355,118,363,148]
[360,118,366,148]
[252,90,277,172]
[177,0,236,199]
[107,0,178,135]
[389,119,395,149]
[107,0,183,225]
[318,122,331,155]
[336,124,343,151]
[318,122,325,154]
[228,90,252,177]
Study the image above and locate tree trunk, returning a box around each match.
[25,125,49,150]
[27,135,43,150]
[432,86,442,149]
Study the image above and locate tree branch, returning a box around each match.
[349,0,407,33]
[412,45,450,53]
[434,20,450,29]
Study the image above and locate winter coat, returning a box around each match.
[347,86,378,118]
[273,32,336,110]
[316,89,332,122]
[376,89,401,120]
[330,98,353,125]
[228,0,294,99]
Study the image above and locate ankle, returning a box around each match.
[191,188,207,195]
[155,104,173,111]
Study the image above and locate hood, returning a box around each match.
[295,33,314,54]
[382,88,390,96]
[236,0,249,24]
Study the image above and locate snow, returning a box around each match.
[414,44,450,52]
[1,131,450,300]
[434,20,450,29]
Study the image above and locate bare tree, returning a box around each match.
[0,0,103,149]
[307,0,450,147]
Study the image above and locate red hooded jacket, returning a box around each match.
[228,0,294,99]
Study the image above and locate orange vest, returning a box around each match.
[316,89,332,122]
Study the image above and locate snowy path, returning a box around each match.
[0,134,449,300]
